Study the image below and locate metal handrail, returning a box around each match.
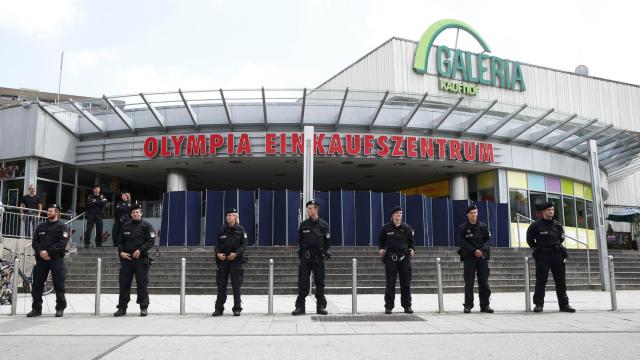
[1,204,74,218]
[515,213,588,246]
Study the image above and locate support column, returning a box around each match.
[588,140,610,291]
[449,173,469,201]
[302,126,314,220]
[167,169,188,192]
[23,158,38,195]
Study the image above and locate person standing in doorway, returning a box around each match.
[112,192,132,247]
[20,184,42,237]
[84,184,108,247]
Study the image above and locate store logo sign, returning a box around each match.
[0,165,18,180]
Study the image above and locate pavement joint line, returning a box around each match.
[91,335,139,360]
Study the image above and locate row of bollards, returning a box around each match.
[8,254,620,315]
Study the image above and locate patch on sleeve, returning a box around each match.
[63,232,69,239]
[243,232,248,239]
[150,232,156,238]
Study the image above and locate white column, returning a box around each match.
[588,140,610,291]
[167,169,188,192]
[449,173,469,201]
[302,126,314,219]
[23,158,38,195]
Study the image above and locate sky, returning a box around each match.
[0,0,637,98]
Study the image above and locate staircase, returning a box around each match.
[60,246,640,295]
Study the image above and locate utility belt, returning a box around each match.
[385,250,409,263]
[300,248,327,261]
[534,245,568,260]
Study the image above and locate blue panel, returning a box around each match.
[167,191,186,246]
[383,192,402,220]
[204,190,225,246]
[329,191,342,246]
[451,200,469,247]
[431,198,450,246]
[314,191,330,222]
[341,190,356,246]
[239,190,256,245]
[476,201,489,225]
[258,190,273,246]
[287,190,300,246]
[224,189,238,213]
[371,192,383,246]
[405,195,425,246]
[496,203,510,247]
[160,193,169,246]
[486,201,499,247]
[424,197,433,246]
[186,191,202,246]
[273,190,287,246]
[355,191,372,246]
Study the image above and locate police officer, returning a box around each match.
[112,192,132,247]
[84,184,108,247]
[458,204,493,313]
[212,208,247,317]
[378,206,415,314]
[114,204,156,317]
[526,201,575,313]
[292,199,331,316]
[27,204,69,317]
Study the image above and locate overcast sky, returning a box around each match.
[1,0,637,97]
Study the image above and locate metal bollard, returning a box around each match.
[608,255,617,311]
[352,258,357,314]
[10,258,19,315]
[95,258,101,315]
[436,257,444,313]
[180,257,186,315]
[268,259,274,315]
[524,257,531,312]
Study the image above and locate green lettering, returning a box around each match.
[436,46,452,77]
[511,62,526,91]
[477,53,490,85]
[465,51,478,83]
[451,49,468,81]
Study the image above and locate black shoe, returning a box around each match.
[291,308,305,316]
[26,310,42,318]
[559,305,576,313]
[113,309,127,317]
[533,305,543,313]
[316,308,328,315]
[385,308,392,314]
[212,309,224,317]
[403,307,414,314]
[140,308,148,317]
[232,310,241,317]
[55,309,64,317]
[463,307,472,314]
[480,307,494,314]
[96,243,102,247]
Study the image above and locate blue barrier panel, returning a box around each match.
[273,190,287,246]
[341,190,356,246]
[239,190,256,245]
[314,191,330,221]
[431,198,450,246]
[329,190,342,246]
[160,193,169,246]
[355,191,372,246]
[406,195,426,246]
[383,192,402,220]
[257,189,274,246]
[287,190,300,246]
[371,192,383,245]
[204,190,225,246]
[224,189,239,213]
[452,200,471,246]
[496,203,510,247]
[163,191,186,246]
[424,196,433,246]
[185,191,202,246]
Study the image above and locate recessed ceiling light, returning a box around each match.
[284,160,298,164]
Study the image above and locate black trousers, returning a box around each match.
[384,257,412,310]
[533,250,569,307]
[215,259,244,311]
[463,256,491,308]
[295,254,326,310]
[84,214,103,245]
[112,221,123,247]
[117,258,150,310]
[31,257,66,311]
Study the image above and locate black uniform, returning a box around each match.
[379,222,415,311]
[112,201,131,247]
[458,221,492,309]
[295,217,330,311]
[31,219,69,312]
[526,218,570,308]
[117,219,156,311]
[84,193,108,246]
[21,194,41,237]
[214,223,247,313]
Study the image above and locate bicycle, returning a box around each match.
[0,246,53,305]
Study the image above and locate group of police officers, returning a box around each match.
[24,198,575,317]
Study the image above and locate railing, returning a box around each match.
[515,213,592,285]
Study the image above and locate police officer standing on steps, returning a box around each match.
[27,204,69,318]
[112,192,132,247]
[526,201,576,313]
[84,184,108,247]
[378,206,415,314]
[458,204,493,314]
[292,199,331,316]
[114,204,156,317]
[212,208,247,317]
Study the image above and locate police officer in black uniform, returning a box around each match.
[112,192,132,247]
[526,201,575,313]
[27,204,69,317]
[84,184,108,247]
[292,199,331,316]
[378,206,415,314]
[114,204,156,317]
[458,204,493,313]
[212,208,247,317]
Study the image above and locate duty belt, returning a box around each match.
[304,250,312,259]
[388,253,405,263]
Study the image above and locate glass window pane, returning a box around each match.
[576,198,586,228]
[586,201,594,230]
[37,180,59,208]
[509,189,529,222]
[62,166,76,184]
[547,194,563,223]
[1,160,26,178]
[479,188,495,202]
[2,179,24,207]
[529,192,547,220]
[563,196,577,227]
[61,184,74,214]
[37,160,60,181]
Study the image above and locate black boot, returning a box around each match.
[212,309,224,317]
[559,305,576,313]
[140,308,148,317]
[316,307,328,315]
[403,307,414,314]
[26,309,42,318]
[480,306,494,313]
[55,309,64,317]
[291,308,305,316]
[533,305,543,313]
[113,308,127,317]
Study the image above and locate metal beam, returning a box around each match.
[401,91,428,129]
[335,87,349,128]
[70,101,106,135]
[369,91,390,128]
[485,103,527,138]
[37,102,79,138]
[103,95,134,131]
[600,142,640,161]
[178,88,198,129]
[139,93,166,130]
[508,108,554,141]
[432,96,464,131]
[300,88,307,125]
[598,134,635,154]
[459,99,497,134]
[528,113,577,143]
[219,89,232,127]
[544,118,598,149]
[602,152,638,167]
[261,87,268,129]
[563,123,613,149]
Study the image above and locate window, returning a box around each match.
[509,189,529,222]
[576,198,587,228]
[61,185,74,214]
[547,194,563,223]
[529,192,546,220]
[479,188,495,202]
[563,196,576,227]
[37,180,58,208]
[62,166,76,184]
[37,160,60,181]
[586,201,594,230]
